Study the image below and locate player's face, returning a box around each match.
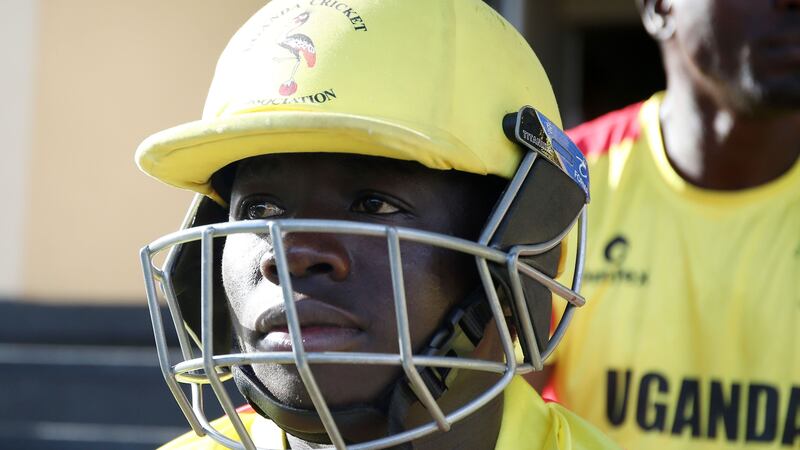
[221,154,500,409]
[671,0,800,112]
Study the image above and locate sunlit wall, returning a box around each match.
[0,0,645,304]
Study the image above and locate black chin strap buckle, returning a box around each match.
[415,292,492,399]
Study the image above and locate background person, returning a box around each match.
[528,0,800,448]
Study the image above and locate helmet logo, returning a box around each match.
[276,11,317,96]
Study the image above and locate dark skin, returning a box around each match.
[526,0,800,393]
[221,153,507,449]
[645,0,800,190]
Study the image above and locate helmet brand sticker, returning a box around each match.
[518,108,558,164]
[535,110,590,200]
[513,107,591,201]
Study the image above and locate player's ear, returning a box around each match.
[638,0,675,42]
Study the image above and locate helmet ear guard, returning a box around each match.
[167,195,231,356]
[480,106,590,370]
[488,157,585,362]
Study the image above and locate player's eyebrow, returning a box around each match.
[237,153,425,182]
[236,156,282,180]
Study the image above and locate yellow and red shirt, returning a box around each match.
[551,93,800,449]
[160,377,619,449]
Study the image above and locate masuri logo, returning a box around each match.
[583,234,649,286]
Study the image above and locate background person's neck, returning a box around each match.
[659,69,800,191]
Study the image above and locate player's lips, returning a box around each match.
[254,299,366,352]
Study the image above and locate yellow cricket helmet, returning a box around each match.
[135,0,560,204]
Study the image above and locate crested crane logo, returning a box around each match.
[274,11,317,96]
[238,1,369,107]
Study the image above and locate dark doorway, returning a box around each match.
[580,25,665,121]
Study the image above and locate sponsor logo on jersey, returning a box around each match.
[583,235,649,286]
[605,369,800,445]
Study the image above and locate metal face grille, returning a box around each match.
[140,211,586,449]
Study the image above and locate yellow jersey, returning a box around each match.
[551,93,800,449]
[160,376,619,449]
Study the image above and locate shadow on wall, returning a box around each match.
[0,301,239,450]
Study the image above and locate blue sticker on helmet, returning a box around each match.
[534,110,590,201]
[510,107,590,202]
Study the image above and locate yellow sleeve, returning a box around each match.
[541,402,622,450]
[496,377,621,449]
[159,412,265,450]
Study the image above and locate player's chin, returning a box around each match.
[252,362,403,409]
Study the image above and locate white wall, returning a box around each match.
[500,0,526,35]
[19,0,264,303]
[0,0,37,297]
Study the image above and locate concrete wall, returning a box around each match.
[7,0,264,303]
[0,0,38,296]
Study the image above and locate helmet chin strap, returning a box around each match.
[231,287,493,448]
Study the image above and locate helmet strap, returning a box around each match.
[384,287,492,447]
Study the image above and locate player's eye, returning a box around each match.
[239,199,285,220]
[352,195,401,215]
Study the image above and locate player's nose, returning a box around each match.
[260,233,351,284]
